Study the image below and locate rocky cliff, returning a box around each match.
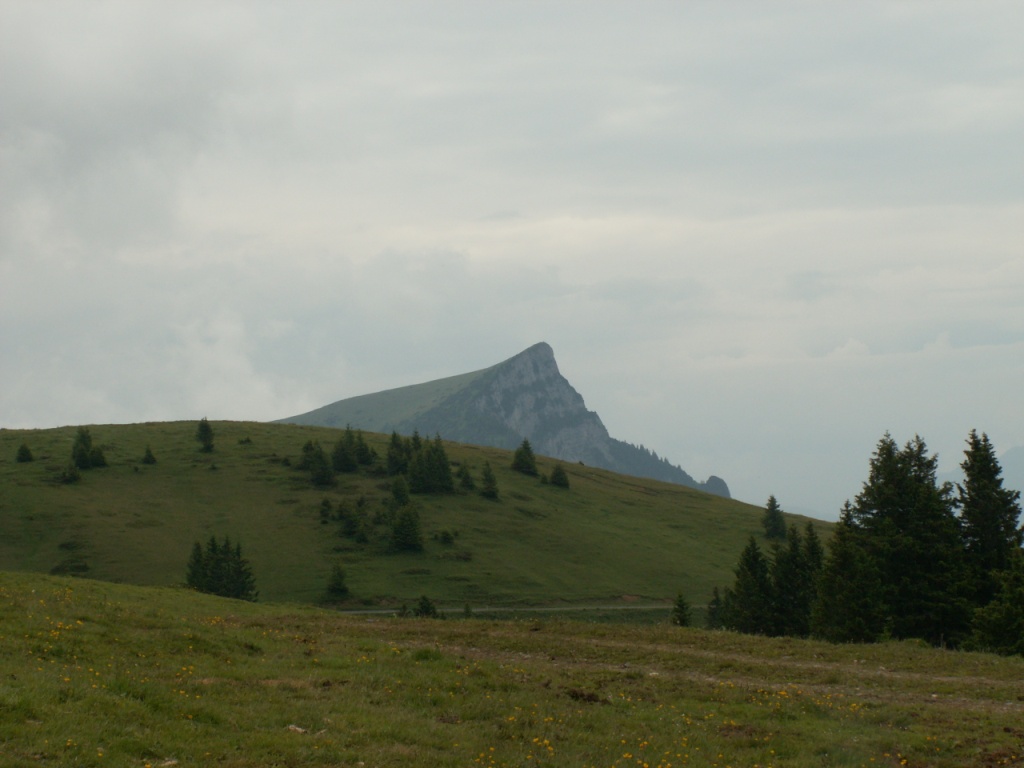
[279,342,729,496]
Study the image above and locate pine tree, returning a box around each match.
[386,432,409,475]
[354,430,376,466]
[456,463,476,491]
[185,537,257,601]
[851,434,971,646]
[196,418,215,453]
[549,463,570,489]
[770,525,813,637]
[391,475,411,507]
[725,537,773,635]
[512,439,538,476]
[957,430,1024,606]
[141,445,157,465]
[810,503,887,643]
[413,595,439,618]
[968,550,1024,655]
[71,427,106,469]
[332,430,358,473]
[671,593,692,627]
[762,495,787,540]
[16,443,33,463]
[391,507,424,552]
[705,587,726,629]
[324,563,350,602]
[480,461,499,500]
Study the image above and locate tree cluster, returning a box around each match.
[386,431,454,493]
[185,536,258,601]
[712,431,1024,653]
[71,427,107,470]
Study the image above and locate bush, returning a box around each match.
[16,443,33,463]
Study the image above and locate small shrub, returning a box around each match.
[16,443,33,463]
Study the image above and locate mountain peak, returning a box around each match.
[278,343,728,496]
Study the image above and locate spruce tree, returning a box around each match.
[16,443,33,463]
[968,550,1024,655]
[762,495,787,540]
[456,463,476,491]
[480,461,499,500]
[549,463,570,489]
[957,430,1024,606]
[512,439,538,476]
[391,507,424,552]
[671,593,692,627]
[332,430,358,472]
[196,418,214,453]
[705,587,726,629]
[725,537,773,635]
[386,432,409,475]
[186,536,257,601]
[770,525,812,637]
[324,563,350,602]
[810,503,887,643]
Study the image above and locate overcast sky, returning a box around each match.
[3,2,1022,519]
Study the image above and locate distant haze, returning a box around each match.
[2,3,1022,520]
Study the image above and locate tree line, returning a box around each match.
[710,431,1024,654]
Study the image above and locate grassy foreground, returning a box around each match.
[2,573,1022,768]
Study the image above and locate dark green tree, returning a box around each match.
[724,537,773,635]
[354,430,376,466]
[810,503,887,643]
[391,507,424,552]
[549,463,570,489]
[16,443,33,463]
[957,430,1024,606]
[769,525,815,637]
[671,593,692,627]
[456,463,476,491]
[72,427,106,469]
[386,431,410,475]
[332,429,358,473]
[141,445,157,465]
[852,434,971,646]
[762,495,787,540]
[968,550,1024,655]
[186,536,257,601]
[705,586,729,630]
[196,418,215,453]
[391,475,411,507]
[299,441,334,487]
[480,461,499,500]
[413,594,439,618]
[512,439,538,476]
[323,563,350,602]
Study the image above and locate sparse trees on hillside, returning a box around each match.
[480,461,499,500]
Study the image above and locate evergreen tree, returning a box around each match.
[671,593,692,627]
[300,441,335,487]
[354,430,376,466]
[386,432,409,475]
[332,430,358,473]
[391,475,411,507]
[705,587,726,629]
[968,550,1024,655]
[853,434,971,646]
[324,563,350,602]
[762,495,787,540]
[185,537,257,601]
[957,430,1024,606]
[810,503,887,643]
[480,461,499,500]
[72,427,106,469]
[549,463,570,489]
[196,418,215,453]
[770,525,814,637]
[141,445,157,465]
[413,595,439,618]
[456,463,476,491]
[724,537,773,635]
[427,435,455,492]
[391,507,424,552]
[512,439,538,476]
[16,443,33,463]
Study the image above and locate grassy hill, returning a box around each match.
[0,421,824,610]
[2,571,1022,767]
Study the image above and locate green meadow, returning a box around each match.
[0,421,825,611]
[2,572,1022,767]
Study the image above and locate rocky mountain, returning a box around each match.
[278,342,729,496]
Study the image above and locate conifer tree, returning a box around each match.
[324,563,350,602]
[332,430,358,473]
[456,463,476,491]
[852,434,971,646]
[185,536,257,601]
[391,475,411,507]
[549,463,570,489]
[354,430,376,466]
[16,443,33,463]
[391,507,424,552]
[762,495,787,540]
[671,593,692,627]
[480,461,499,500]
[968,550,1024,655]
[725,537,773,635]
[386,432,409,475]
[705,587,726,629]
[512,439,538,476]
[770,525,813,637]
[72,427,106,469]
[957,430,1024,606]
[196,418,214,453]
[141,445,157,465]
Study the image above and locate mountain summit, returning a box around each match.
[279,342,729,496]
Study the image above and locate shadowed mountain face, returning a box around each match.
[279,342,729,496]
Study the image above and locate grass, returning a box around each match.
[2,571,1022,767]
[0,421,828,610]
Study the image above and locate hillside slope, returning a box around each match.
[0,421,807,606]
[280,342,729,496]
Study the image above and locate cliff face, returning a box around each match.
[279,342,729,497]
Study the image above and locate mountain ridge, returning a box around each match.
[279,342,729,496]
